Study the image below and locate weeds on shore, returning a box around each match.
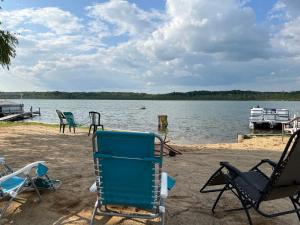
[0,122,58,128]
[0,121,90,130]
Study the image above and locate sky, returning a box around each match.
[0,0,300,93]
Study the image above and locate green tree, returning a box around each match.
[0,1,18,69]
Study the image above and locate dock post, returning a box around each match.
[158,115,168,130]
[237,134,244,143]
[30,106,33,117]
[282,123,284,142]
[38,107,41,116]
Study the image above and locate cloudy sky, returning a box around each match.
[0,0,300,93]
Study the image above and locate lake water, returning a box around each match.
[9,99,300,144]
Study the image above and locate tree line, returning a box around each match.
[1,90,300,100]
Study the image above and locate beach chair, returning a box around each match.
[63,112,78,133]
[0,161,57,219]
[56,110,68,133]
[200,129,300,225]
[88,111,104,136]
[90,130,170,225]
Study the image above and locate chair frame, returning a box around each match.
[200,129,300,225]
[88,111,104,136]
[90,132,167,225]
[63,112,77,133]
[0,161,47,219]
[56,110,68,133]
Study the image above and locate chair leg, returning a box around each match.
[100,125,104,130]
[69,126,71,132]
[161,211,165,225]
[94,125,97,134]
[73,126,75,133]
[59,124,62,132]
[62,124,65,133]
[90,200,99,225]
[212,184,228,213]
[28,175,42,202]
[88,125,93,136]
[290,197,300,221]
[236,191,253,225]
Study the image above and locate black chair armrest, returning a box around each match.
[261,159,277,167]
[251,159,277,171]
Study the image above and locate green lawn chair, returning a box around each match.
[63,112,78,133]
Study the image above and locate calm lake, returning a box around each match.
[10,99,300,144]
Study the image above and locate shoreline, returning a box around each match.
[0,122,290,148]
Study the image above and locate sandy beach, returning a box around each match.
[0,124,297,225]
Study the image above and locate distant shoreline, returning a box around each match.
[1,90,300,100]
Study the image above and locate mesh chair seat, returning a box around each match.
[1,176,26,193]
[234,171,269,202]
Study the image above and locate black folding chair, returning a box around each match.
[200,129,300,225]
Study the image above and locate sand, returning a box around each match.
[0,124,297,225]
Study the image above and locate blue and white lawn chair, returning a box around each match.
[0,161,56,219]
[90,130,173,225]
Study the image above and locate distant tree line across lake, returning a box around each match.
[1,90,300,100]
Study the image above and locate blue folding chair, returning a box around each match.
[90,130,171,225]
[0,161,59,219]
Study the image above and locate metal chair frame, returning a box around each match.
[88,111,104,136]
[56,110,68,133]
[200,129,300,225]
[90,132,166,225]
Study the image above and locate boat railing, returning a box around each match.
[250,109,289,122]
[282,117,300,138]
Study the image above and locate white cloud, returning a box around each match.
[0,7,83,34]
[140,0,271,62]
[270,0,300,57]
[269,0,300,22]
[1,0,300,92]
[272,17,300,55]
[86,0,165,37]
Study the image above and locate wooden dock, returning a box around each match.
[0,108,41,122]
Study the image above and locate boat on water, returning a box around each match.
[0,100,24,117]
[0,100,40,122]
[249,106,290,129]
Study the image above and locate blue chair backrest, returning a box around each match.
[93,130,162,209]
[63,112,76,126]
